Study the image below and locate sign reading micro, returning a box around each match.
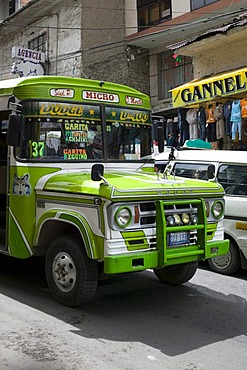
[171,67,247,108]
[82,90,119,103]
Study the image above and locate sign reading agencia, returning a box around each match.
[12,46,45,63]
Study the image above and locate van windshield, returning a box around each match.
[173,162,214,180]
[218,164,247,196]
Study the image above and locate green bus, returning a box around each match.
[0,75,228,306]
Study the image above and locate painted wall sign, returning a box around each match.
[12,46,45,63]
[82,90,119,103]
[11,60,44,77]
[171,67,247,108]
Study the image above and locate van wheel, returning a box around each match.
[45,235,98,307]
[153,262,198,285]
[208,240,240,275]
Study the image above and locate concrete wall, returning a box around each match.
[0,0,10,19]
[125,0,137,36]
[80,0,149,93]
[191,31,247,78]
[172,0,190,18]
[0,0,149,94]
[46,1,82,77]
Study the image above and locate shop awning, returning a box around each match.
[171,66,247,108]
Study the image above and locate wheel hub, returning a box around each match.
[211,251,231,269]
[53,252,76,292]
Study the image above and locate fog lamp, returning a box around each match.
[182,213,190,224]
[191,214,198,225]
[167,216,175,226]
[174,213,181,225]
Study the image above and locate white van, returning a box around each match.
[155,149,247,275]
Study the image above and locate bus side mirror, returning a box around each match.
[91,164,104,181]
[91,164,109,185]
[7,114,21,146]
[208,165,215,180]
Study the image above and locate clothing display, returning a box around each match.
[214,103,225,140]
[196,106,206,140]
[241,99,247,118]
[206,104,216,142]
[178,108,189,146]
[231,100,241,140]
[166,118,175,139]
[223,100,232,135]
[169,95,247,150]
[186,108,198,140]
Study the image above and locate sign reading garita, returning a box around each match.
[171,67,247,108]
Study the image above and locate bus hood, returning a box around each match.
[38,169,225,200]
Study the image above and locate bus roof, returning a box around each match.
[0,75,151,109]
[155,149,247,165]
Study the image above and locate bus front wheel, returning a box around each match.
[153,262,198,285]
[45,235,98,307]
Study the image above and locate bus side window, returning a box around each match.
[0,132,7,164]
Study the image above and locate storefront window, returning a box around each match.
[137,0,171,30]
[191,0,219,11]
[9,0,16,15]
[28,33,47,53]
[158,51,193,100]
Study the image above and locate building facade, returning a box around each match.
[1,0,247,122]
[127,0,247,116]
[0,0,149,93]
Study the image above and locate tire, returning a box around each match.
[45,235,98,307]
[153,261,198,286]
[208,240,240,275]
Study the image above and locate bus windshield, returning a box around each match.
[16,101,152,161]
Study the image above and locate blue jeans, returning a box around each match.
[199,123,206,140]
[232,120,241,140]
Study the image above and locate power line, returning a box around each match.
[1,6,246,31]
[1,4,245,77]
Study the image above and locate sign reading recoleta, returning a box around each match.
[171,67,247,108]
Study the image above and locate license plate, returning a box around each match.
[168,231,189,247]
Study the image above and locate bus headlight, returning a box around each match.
[115,207,132,228]
[211,200,224,219]
[182,212,190,224]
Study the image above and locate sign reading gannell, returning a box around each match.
[12,46,45,63]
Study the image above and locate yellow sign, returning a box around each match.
[171,67,247,108]
[236,222,247,231]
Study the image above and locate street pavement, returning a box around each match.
[0,256,247,369]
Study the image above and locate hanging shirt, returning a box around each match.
[206,104,216,123]
[186,109,198,125]
[223,101,232,118]
[197,106,206,126]
[214,103,224,120]
[230,100,241,122]
[241,99,247,118]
